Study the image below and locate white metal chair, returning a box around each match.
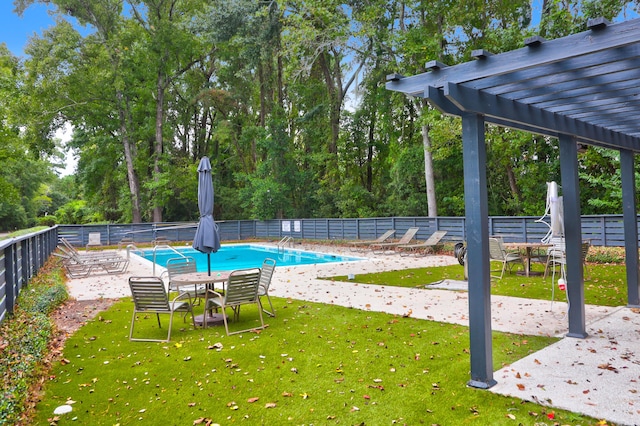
[544,240,590,280]
[258,258,277,317]
[488,237,524,279]
[128,276,195,342]
[205,268,265,335]
[166,256,205,302]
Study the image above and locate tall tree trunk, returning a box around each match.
[422,119,437,217]
[153,72,165,222]
[117,90,142,223]
[366,110,376,192]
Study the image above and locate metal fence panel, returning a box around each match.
[55,215,640,247]
[0,227,58,326]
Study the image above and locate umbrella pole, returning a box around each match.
[207,253,211,276]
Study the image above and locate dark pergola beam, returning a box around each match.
[621,149,640,307]
[385,19,640,97]
[462,112,496,389]
[559,135,587,338]
[443,82,640,151]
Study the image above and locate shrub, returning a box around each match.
[0,259,68,425]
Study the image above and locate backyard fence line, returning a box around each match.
[0,227,59,325]
[57,215,631,248]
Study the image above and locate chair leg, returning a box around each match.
[129,312,137,341]
[261,295,275,317]
[165,312,173,342]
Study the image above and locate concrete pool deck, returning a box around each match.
[62,242,640,425]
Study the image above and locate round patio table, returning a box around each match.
[171,271,230,327]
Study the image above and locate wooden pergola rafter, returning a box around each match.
[386,17,640,388]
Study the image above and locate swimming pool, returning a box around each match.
[141,244,362,272]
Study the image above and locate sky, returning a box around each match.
[1,2,81,175]
[0,2,60,58]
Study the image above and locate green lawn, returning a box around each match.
[327,262,629,307]
[33,298,601,425]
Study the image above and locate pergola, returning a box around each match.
[386,17,640,388]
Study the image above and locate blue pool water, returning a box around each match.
[141,244,362,272]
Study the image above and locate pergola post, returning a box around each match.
[620,149,640,307]
[558,134,587,338]
[462,112,496,389]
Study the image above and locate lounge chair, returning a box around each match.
[489,237,524,279]
[348,230,396,251]
[398,230,447,256]
[369,227,420,254]
[57,239,129,277]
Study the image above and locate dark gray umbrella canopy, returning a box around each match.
[192,157,221,275]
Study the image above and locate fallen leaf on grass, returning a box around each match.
[265,402,277,408]
[247,397,259,403]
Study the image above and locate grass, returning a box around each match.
[32,297,603,425]
[327,261,629,307]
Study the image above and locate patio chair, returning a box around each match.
[128,276,196,342]
[369,227,420,254]
[544,240,590,280]
[398,230,447,256]
[348,230,396,251]
[86,232,102,251]
[489,237,524,279]
[258,258,277,317]
[166,256,204,305]
[205,268,265,336]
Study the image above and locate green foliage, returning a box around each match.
[6,1,640,225]
[0,258,68,425]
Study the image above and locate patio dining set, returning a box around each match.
[128,256,277,342]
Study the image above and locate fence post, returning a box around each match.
[5,245,15,315]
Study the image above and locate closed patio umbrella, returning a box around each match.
[192,157,221,275]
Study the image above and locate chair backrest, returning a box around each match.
[60,237,80,253]
[259,258,277,293]
[129,277,170,312]
[398,227,420,244]
[375,230,396,243]
[167,257,197,278]
[224,268,261,306]
[166,257,197,290]
[425,230,447,245]
[87,232,102,246]
[488,237,506,261]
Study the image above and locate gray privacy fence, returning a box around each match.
[57,215,632,247]
[0,227,59,325]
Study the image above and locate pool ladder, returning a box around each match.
[278,236,294,254]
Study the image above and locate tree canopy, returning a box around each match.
[1,0,639,230]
